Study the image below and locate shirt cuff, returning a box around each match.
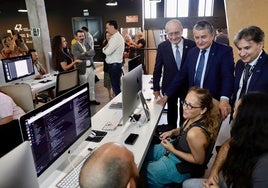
[220,96,229,102]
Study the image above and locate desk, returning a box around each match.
[22,74,57,95]
[40,75,164,188]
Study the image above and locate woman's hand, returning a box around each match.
[161,139,174,152]
[74,59,82,64]
[159,130,173,140]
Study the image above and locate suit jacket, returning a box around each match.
[71,42,95,74]
[166,41,235,101]
[153,38,196,97]
[233,51,268,103]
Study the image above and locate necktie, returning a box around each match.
[239,64,252,99]
[194,50,206,87]
[175,45,181,70]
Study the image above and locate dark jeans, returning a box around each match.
[108,63,122,96]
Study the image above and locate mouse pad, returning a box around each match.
[86,130,107,142]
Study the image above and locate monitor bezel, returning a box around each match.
[1,54,35,83]
[0,141,40,188]
[19,83,92,184]
[122,64,143,125]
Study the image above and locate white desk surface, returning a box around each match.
[22,74,57,95]
[40,75,164,188]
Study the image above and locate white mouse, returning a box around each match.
[88,131,96,138]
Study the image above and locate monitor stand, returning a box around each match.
[86,130,107,143]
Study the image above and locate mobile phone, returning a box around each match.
[124,133,139,145]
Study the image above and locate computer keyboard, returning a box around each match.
[56,148,95,188]
[56,157,85,188]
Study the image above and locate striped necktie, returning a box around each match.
[194,50,206,87]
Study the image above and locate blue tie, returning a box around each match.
[175,45,181,70]
[194,50,206,87]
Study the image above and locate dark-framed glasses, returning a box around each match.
[181,100,202,110]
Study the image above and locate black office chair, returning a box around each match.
[56,68,79,97]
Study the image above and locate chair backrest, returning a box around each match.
[56,68,79,97]
[0,83,34,112]
[0,119,23,158]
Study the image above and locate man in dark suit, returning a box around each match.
[159,20,235,120]
[233,25,268,104]
[153,19,196,129]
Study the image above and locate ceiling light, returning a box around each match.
[18,9,28,13]
[106,0,118,6]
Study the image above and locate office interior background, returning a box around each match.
[0,0,268,74]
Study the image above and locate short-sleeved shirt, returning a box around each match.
[56,51,73,72]
[0,92,25,120]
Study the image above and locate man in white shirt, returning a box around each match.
[81,26,94,50]
[102,20,125,96]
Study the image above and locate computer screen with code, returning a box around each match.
[19,83,91,182]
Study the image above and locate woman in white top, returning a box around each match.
[0,92,25,125]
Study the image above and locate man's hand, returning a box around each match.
[153,91,160,99]
[157,95,168,105]
[219,100,231,120]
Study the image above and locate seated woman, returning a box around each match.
[141,87,219,187]
[0,91,25,125]
[183,92,268,188]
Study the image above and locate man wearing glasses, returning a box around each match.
[153,19,196,130]
[158,20,234,122]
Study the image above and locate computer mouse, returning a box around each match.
[88,131,96,138]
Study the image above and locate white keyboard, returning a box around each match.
[56,151,94,188]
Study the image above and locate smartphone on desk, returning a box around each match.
[124,133,139,145]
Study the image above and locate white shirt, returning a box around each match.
[102,31,125,64]
[172,38,183,60]
[0,92,25,120]
[195,46,211,88]
[235,50,262,103]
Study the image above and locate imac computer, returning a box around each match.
[0,141,40,188]
[19,83,92,184]
[1,55,35,83]
[122,64,142,125]
[128,55,141,72]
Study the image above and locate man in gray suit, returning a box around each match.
[71,29,100,105]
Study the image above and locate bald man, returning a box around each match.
[79,142,139,188]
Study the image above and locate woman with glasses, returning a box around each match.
[141,86,219,187]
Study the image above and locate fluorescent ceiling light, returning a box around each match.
[18,9,28,13]
[149,0,161,2]
[106,1,118,6]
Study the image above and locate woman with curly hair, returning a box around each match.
[141,86,220,187]
[51,35,81,72]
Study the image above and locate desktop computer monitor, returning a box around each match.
[122,64,142,125]
[19,83,92,183]
[1,55,35,83]
[128,55,141,72]
[0,141,40,188]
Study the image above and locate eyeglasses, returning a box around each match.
[181,100,202,110]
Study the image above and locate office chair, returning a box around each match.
[0,83,34,112]
[56,68,79,97]
[0,119,23,158]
